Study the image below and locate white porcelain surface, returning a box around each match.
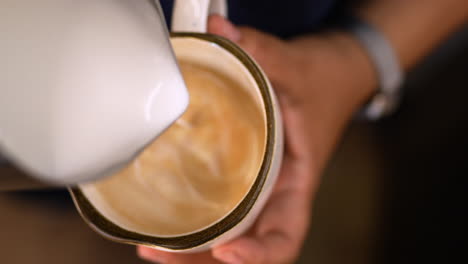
[172,0,227,33]
[0,0,188,184]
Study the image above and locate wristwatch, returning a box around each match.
[349,18,404,120]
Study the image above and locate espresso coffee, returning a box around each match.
[81,60,266,236]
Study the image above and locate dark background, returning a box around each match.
[1,25,467,264]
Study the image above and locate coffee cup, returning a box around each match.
[69,0,284,253]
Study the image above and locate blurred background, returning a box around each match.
[1,21,467,264]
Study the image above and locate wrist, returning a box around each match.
[285,32,379,170]
[291,32,378,118]
[330,32,379,112]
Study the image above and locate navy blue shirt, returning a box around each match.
[160,0,337,38]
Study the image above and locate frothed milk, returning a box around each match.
[0,0,187,183]
[81,61,266,236]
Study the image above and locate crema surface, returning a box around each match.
[81,61,266,236]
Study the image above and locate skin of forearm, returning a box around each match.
[287,32,377,174]
[282,0,467,179]
[358,0,468,69]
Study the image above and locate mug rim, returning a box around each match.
[69,32,277,251]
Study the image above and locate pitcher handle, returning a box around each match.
[171,0,227,33]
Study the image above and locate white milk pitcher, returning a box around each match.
[0,0,189,184]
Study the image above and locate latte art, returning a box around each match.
[81,61,266,236]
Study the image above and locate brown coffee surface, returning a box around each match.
[82,61,265,236]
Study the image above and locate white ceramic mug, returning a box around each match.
[70,0,284,253]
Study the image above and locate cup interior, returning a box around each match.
[70,33,276,250]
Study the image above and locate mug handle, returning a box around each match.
[171,0,227,33]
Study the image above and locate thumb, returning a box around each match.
[212,237,267,264]
[207,15,295,97]
[207,15,241,43]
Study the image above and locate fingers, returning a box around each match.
[236,28,293,89]
[137,246,222,264]
[138,246,170,263]
[212,219,306,264]
[208,15,241,42]
[207,15,295,91]
[212,187,310,264]
[213,237,266,264]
